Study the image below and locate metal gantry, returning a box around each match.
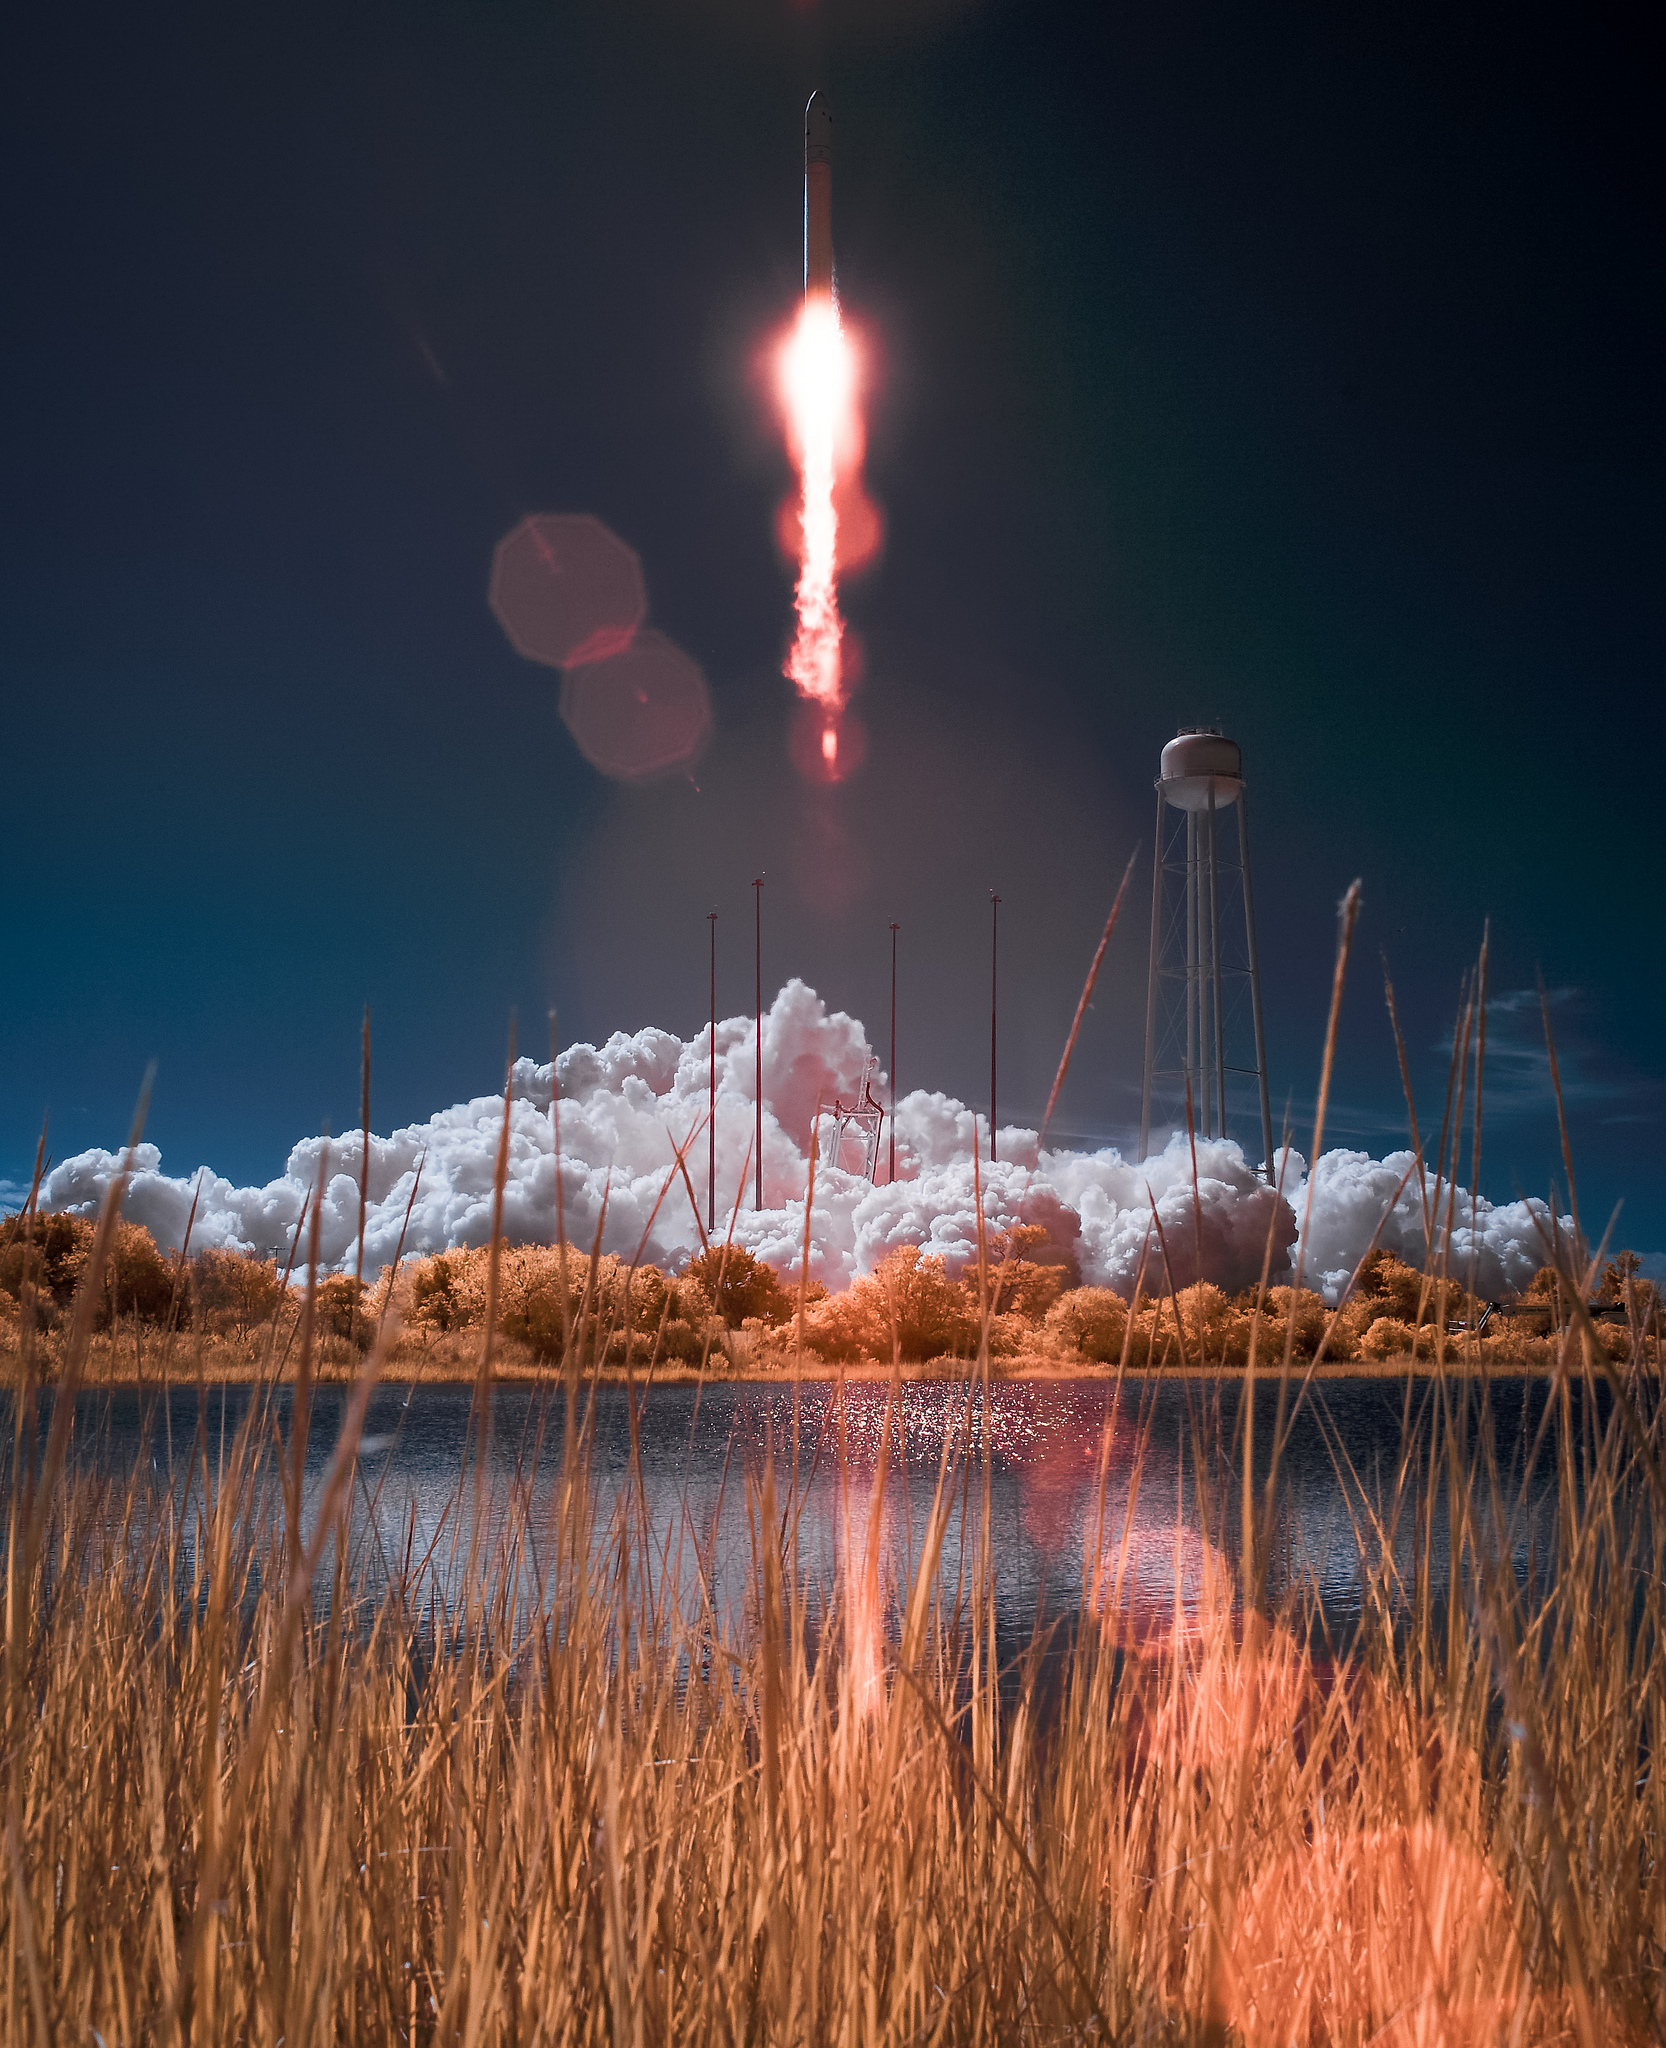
[818,1054,887,1181]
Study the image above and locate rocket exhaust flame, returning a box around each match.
[781,293,853,725]
[778,91,867,771]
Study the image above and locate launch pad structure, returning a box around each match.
[818,1055,887,1181]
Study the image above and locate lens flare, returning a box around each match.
[789,701,867,785]
[779,297,856,722]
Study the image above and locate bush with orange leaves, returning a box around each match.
[682,1244,794,1329]
[980,1223,1078,1319]
[802,1245,979,1364]
[1041,1283,1342,1371]
[0,1214,179,1334]
[400,1241,713,1365]
[1357,1313,1427,1360]
[193,1247,285,1336]
[0,1210,96,1319]
[1044,1286,1130,1362]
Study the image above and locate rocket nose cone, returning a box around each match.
[805,92,833,166]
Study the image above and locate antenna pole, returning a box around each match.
[1238,793,1275,1180]
[352,1003,370,1348]
[1140,783,1165,1162]
[889,922,899,1184]
[989,892,1000,1162]
[549,1007,561,1246]
[754,876,765,1211]
[708,910,717,1231]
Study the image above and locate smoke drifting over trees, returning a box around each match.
[37,981,1567,1303]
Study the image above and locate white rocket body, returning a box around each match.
[804,94,834,304]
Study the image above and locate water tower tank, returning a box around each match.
[1159,728,1242,812]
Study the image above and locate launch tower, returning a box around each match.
[818,1056,887,1181]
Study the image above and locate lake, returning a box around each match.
[44,1372,1570,1665]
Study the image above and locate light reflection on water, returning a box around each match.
[54,1374,1563,1655]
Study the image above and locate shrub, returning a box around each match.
[1351,1253,1481,1331]
[1317,1307,1359,1362]
[498,1275,565,1358]
[802,1286,888,1364]
[1355,1252,1428,1324]
[490,1248,711,1366]
[1361,1316,1418,1361]
[194,1248,284,1336]
[1044,1288,1129,1363]
[0,1210,95,1313]
[102,1223,177,1327]
[985,1311,1038,1359]
[604,1263,710,1365]
[683,1245,794,1328]
[804,1246,979,1364]
[1116,1298,1164,1370]
[1167,1283,1242,1364]
[1595,1319,1633,1361]
[409,1252,465,1331]
[868,1246,979,1362]
[976,1225,1077,1323]
[732,1316,796,1371]
[315,1275,370,1347]
[1262,1287,1330,1358]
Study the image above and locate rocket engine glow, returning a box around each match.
[781,296,852,724]
[780,93,857,766]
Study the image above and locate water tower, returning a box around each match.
[1139,728,1275,1176]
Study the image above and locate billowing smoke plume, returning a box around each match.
[35,980,1566,1302]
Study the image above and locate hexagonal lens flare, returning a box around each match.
[558,631,711,781]
[489,513,646,669]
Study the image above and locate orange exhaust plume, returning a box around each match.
[779,296,856,732]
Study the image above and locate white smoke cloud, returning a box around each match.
[32,979,1571,1302]
[1276,1146,1565,1303]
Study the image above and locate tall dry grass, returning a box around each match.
[2,1127,1663,2044]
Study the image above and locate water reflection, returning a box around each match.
[51,1374,1567,1657]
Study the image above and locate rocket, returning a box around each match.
[804,92,834,304]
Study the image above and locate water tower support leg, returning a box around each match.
[1209,781,1227,1142]
[1238,791,1275,1180]
[1140,784,1165,1162]
[1196,801,1211,1137]
[1185,810,1198,1110]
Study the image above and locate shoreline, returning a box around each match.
[8,1353,1615,1390]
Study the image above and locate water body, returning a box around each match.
[47,1374,1571,1663]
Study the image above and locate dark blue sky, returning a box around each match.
[4,0,1661,1250]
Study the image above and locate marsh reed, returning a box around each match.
[3,1169,1663,2045]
